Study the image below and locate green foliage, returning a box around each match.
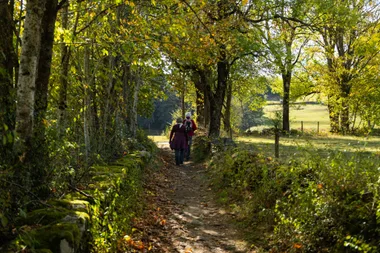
[89,154,145,252]
[192,135,212,163]
[207,143,380,251]
[273,151,380,252]
[89,132,155,252]
[208,148,282,223]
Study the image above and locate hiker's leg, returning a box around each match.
[187,136,193,159]
[179,149,184,164]
[175,149,180,165]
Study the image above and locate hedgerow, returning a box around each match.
[207,146,380,252]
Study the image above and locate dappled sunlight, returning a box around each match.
[148,135,169,142]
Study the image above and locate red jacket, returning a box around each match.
[183,119,197,137]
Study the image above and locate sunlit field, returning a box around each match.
[259,102,330,132]
[237,134,380,158]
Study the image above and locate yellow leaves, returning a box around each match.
[124,1,135,7]
[242,0,249,6]
[163,36,170,43]
[152,41,160,50]
[101,48,109,56]
[42,119,49,127]
[123,235,145,250]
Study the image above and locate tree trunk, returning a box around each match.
[195,88,204,127]
[34,0,59,140]
[204,84,210,128]
[340,79,351,133]
[208,50,229,138]
[197,68,212,128]
[223,81,232,138]
[14,0,23,86]
[58,2,70,136]
[127,69,141,138]
[83,44,91,165]
[122,63,131,128]
[282,72,291,132]
[31,0,58,198]
[191,70,206,128]
[340,97,350,134]
[0,1,16,162]
[15,0,46,155]
[328,97,340,133]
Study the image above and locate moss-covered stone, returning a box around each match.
[10,223,80,252]
[48,199,90,213]
[15,207,73,226]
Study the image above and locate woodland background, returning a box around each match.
[1,0,380,251]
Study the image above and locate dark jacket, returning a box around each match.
[169,123,188,149]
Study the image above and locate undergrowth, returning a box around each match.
[207,144,380,252]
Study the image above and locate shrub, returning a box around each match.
[273,151,380,252]
[192,135,212,163]
[207,143,380,252]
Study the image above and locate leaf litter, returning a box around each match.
[121,144,255,253]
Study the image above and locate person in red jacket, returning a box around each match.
[183,112,197,161]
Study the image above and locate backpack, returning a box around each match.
[185,120,192,133]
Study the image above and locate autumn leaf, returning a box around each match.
[293,243,302,249]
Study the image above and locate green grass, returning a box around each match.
[262,103,330,132]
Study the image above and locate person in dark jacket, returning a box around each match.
[169,118,188,165]
[183,112,197,160]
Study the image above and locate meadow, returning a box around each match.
[253,102,330,132]
[242,102,380,158]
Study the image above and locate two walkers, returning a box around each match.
[169,112,197,166]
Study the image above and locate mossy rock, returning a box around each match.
[15,207,73,226]
[16,207,89,229]
[9,223,80,252]
[48,199,90,213]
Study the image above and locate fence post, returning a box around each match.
[275,130,280,158]
[317,121,319,134]
[301,121,304,133]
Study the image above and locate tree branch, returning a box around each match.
[180,0,215,41]
[74,4,118,36]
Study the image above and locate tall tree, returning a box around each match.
[255,0,310,132]
[311,0,380,133]
[15,0,46,156]
[0,0,16,162]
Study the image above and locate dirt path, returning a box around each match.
[136,144,253,253]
